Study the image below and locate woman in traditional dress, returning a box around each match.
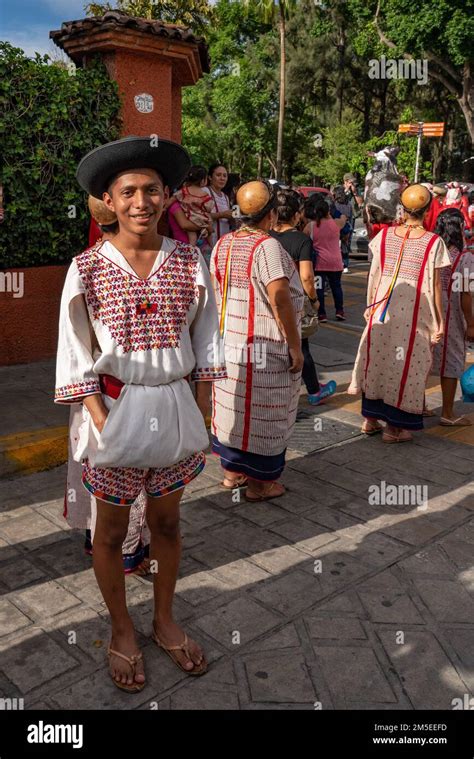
[431,208,474,425]
[348,184,450,443]
[210,180,304,501]
[208,163,234,246]
[55,137,226,691]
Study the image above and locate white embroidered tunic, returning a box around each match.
[55,238,226,469]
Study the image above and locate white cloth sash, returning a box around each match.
[74,378,208,469]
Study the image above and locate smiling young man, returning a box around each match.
[55,136,226,691]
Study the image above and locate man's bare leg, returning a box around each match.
[147,489,205,671]
[93,498,145,687]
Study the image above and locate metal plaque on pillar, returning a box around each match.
[134,93,154,114]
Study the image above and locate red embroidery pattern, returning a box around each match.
[191,366,227,381]
[76,244,199,353]
[136,300,158,316]
[215,234,269,289]
[383,231,435,282]
[82,452,205,505]
[440,246,463,291]
[55,379,100,403]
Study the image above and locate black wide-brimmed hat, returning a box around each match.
[76,136,191,198]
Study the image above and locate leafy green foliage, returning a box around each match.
[310,112,431,186]
[243,0,297,24]
[181,0,470,182]
[85,0,214,32]
[182,0,277,173]
[0,43,121,268]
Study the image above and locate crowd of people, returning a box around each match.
[56,135,474,691]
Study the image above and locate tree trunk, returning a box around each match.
[337,28,345,125]
[276,9,286,181]
[432,139,443,183]
[363,86,371,140]
[257,151,263,178]
[378,80,388,135]
[459,62,474,146]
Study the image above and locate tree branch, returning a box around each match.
[374,0,462,96]
[428,67,462,98]
[374,0,396,49]
[424,51,461,84]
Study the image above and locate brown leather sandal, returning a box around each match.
[151,626,207,676]
[107,647,145,693]
[382,430,413,444]
[361,421,383,435]
[244,482,286,502]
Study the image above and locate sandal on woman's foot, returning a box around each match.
[440,416,472,427]
[221,475,248,490]
[382,430,413,444]
[422,408,436,417]
[361,420,383,435]
[245,482,286,502]
[151,626,207,676]
[107,647,145,693]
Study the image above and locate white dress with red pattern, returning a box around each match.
[349,227,451,415]
[210,231,304,456]
[431,245,474,379]
[55,237,226,471]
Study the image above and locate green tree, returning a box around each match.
[182,0,276,176]
[181,0,469,184]
[86,0,214,32]
[0,43,121,267]
[347,0,474,144]
[310,118,430,186]
[243,0,297,179]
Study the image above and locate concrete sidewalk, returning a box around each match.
[0,425,473,709]
[0,362,68,478]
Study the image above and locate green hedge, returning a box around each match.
[0,43,122,269]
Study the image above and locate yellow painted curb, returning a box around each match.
[0,426,68,478]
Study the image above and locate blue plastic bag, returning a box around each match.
[460,364,474,402]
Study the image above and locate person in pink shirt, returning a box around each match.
[167,199,201,243]
[304,196,347,322]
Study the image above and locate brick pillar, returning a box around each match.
[50,11,209,145]
[106,50,173,139]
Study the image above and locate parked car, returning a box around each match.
[296,186,331,199]
[350,217,369,258]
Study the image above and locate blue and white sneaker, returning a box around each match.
[308,380,337,405]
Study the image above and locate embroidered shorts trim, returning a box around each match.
[82,452,206,505]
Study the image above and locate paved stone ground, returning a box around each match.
[1,416,473,710]
[0,264,473,710]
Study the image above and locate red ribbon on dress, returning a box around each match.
[99,374,124,400]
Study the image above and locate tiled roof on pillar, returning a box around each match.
[50,9,210,76]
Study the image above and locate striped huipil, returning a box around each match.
[210,231,304,456]
[431,244,474,379]
[349,227,451,414]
